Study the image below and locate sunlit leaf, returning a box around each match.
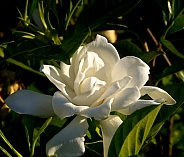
[145,83,184,145]
[0,47,4,58]
[108,104,163,157]
[6,58,45,77]
[178,70,184,82]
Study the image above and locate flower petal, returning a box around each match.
[79,98,113,120]
[74,35,120,77]
[46,116,88,157]
[40,65,73,100]
[52,91,89,120]
[89,34,120,68]
[111,87,140,111]
[99,115,123,157]
[93,81,120,107]
[72,77,106,106]
[60,61,74,90]
[119,99,164,115]
[79,77,105,94]
[110,56,150,89]
[91,76,132,107]
[74,52,106,95]
[140,86,176,105]
[5,90,55,118]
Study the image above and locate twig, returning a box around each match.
[169,114,174,156]
[147,28,172,67]
[146,28,176,157]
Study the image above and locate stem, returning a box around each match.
[147,28,179,84]
[38,1,47,30]
[30,117,53,157]
[147,29,172,65]
[142,42,149,52]
[65,0,82,30]
[24,0,29,20]
[0,130,23,157]
[0,146,12,157]
[146,28,181,86]
[169,114,174,156]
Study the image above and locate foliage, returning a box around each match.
[0,0,184,156]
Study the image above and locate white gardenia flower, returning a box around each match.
[5,34,176,157]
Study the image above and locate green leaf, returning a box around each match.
[115,40,142,57]
[22,115,37,151]
[0,39,48,63]
[137,50,163,63]
[12,31,35,39]
[0,130,23,157]
[173,0,184,18]
[30,117,52,157]
[108,104,163,157]
[28,0,39,19]
[24,45,68,62]
[115,40,163,63]
[75,0,141,32]
[85,141,103,157]
[168,13,184,34]
[0,145,12,157]
[159,58,184,79]
[60,31,90,64]
[178,70,184,81]
[87,118,102,142]
[6,58,45,77]
[161,38,184,59]
[155,0,170,21]
[146,83,184,144]
[0,31,89,65]
[50,116,68,128]
[24,31,89,64]
[0,46,5,58]
[0,42,8,58]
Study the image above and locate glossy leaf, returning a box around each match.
[1,31,89,65]
[115,40,163,63]
[145,83,184,144]
[108,104,163,157]
[161,38,184,59]
[168,13,184,34]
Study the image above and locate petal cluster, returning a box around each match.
[5,34,176,157]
